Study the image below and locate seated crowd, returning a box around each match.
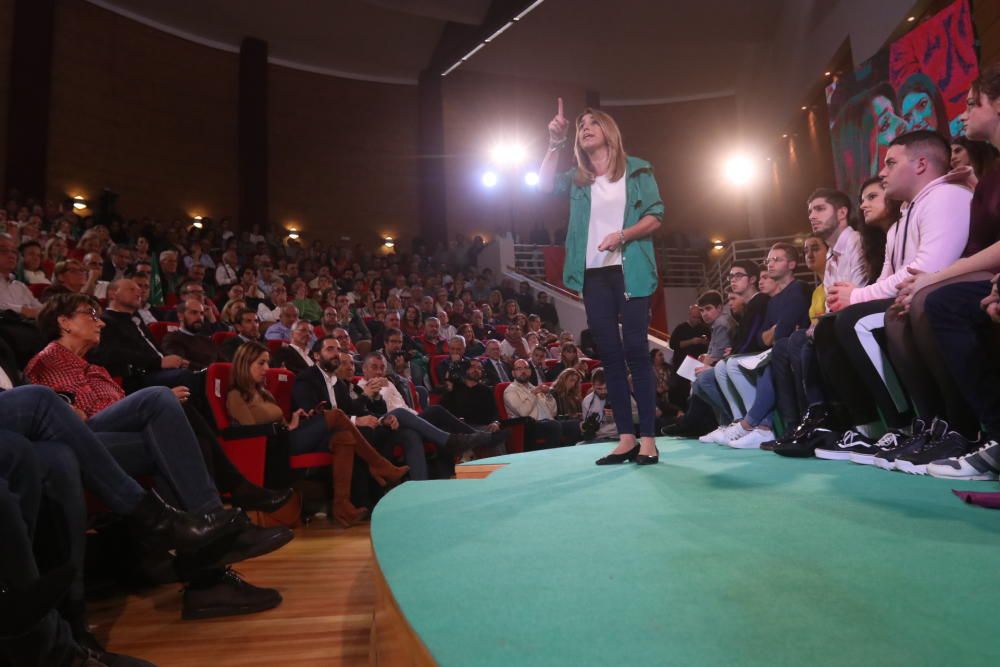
[0,198,641,666]
[665,62,1000,493]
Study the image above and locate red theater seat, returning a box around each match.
[266,339,287,353]
[148,322,179,345]
[212,331,236,346]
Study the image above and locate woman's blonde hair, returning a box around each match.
[230,340,275,403]
[573,107,626,186]
[552,367,583,399]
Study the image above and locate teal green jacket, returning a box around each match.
[555,156,663,298]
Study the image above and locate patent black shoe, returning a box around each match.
[180,520,294,572]
[595,444,639,465]
[636,447,660,465]
[129,489,244,554]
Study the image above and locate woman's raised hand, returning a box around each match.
[548,97,569,144]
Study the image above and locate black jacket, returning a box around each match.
[481,357,511,387]
[292,366,385,416]
[269,345,313,376]
[88,309,163,381]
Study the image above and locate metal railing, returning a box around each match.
[703,235,817,293]
[513,238,817,295]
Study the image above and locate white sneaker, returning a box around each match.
[728,428,774,450]
[716,422,752,446]
[699,425,730,444]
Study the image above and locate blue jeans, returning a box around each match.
[87,386,223,514]
[581,266,657,437]
[0,433,77,667]
[0,386,146,515]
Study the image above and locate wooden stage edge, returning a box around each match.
[369,462,506,665]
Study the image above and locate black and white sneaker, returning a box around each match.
[896,430,982,476]
[927,440,1000,481]
[815,429,876,461]
[847,430,905,466]
[872,418,943,471]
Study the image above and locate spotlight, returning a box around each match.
[907,16,915,22]
[481,171,499,188]
[524,171,540,187]
[192,221,203,229]
[489,143,526,166]
[712,241,726,251]
[72,195,86,210]
[384,236,395,248]
[723,155,757,187]
[287,232,300,240]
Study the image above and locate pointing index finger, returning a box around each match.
[557,97,564,118]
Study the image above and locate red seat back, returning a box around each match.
[266,339,288,353]
[494,324,508,337]
[148,321,179,345]
[28,283,48,299]
[543,359,558,370]
[581,382,592,397]
[494,382,511,420]
[265,368,296,420]
[206,362,234,429]
[212,331,236,346]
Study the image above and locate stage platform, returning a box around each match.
[371,438,1000,666]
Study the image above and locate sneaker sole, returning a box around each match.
[873,457,898,471]
[894,460,927,475]
[815,449,856,461]
[849,453,879,466]
[182,594,283,620]
[926,467,999,481]
[727,441,768,450]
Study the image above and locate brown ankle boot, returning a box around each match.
[330,440,368,528]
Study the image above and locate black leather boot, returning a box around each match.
[128,490,243,554]
[228,481,294,514]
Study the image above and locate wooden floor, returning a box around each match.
[89,522,375,666]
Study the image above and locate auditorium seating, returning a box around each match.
[148,321,179,344]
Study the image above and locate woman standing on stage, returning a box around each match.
[538,99,664,465]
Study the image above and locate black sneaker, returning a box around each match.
[895,429,980,475]
[181,568,282,620]
[814,429,876,461]
[773,428,837,458]
[872,418,944,471]
[847,430,905,466]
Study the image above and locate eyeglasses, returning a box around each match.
[727,272,748,280]
[73,308,101,321]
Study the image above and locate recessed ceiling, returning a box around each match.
[88,0,782,98]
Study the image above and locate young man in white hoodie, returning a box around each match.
[814,130,973,453]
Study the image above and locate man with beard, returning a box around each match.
[220,308,261,362]
[440,358,503,429]
[503,359,581,449]
[269,320,316,375]
[162,298,224,372]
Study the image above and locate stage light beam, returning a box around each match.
[724,155,757,187]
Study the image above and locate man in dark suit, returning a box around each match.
[527,345,548,386]
[161,298,223,372]
[220,308,260,362]
[292,338,446,480]
[481,339,512,387]
[88,278,196,394]
[268,320,315,375]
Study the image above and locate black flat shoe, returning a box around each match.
[636,447,660,465]
[595,444,640,465]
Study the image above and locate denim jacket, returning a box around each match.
[555,156,664,299]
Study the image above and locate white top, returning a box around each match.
[823,226,866,298]
[0,274,41,314]
[358,376,416,415]
[585,174,627,269]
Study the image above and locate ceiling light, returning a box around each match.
[801,106,808,110]
[782,133,788,138]
[287,232,300,240]
[824,71,831,76]
[72,195,86,210]
[524,171,540,187]
[484,21,514,43]
[513,0,545,21]
[723,154,757,187]
[481,171,499,188]
[907,16,915,22]
[192,221,203,229]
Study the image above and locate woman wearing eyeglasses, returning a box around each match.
[538,99,664,465]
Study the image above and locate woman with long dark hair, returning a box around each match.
[539,99,664,465]
[856,175,901,284]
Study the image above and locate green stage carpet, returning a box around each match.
[371,439,1000,666]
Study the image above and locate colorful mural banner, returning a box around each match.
[825,0,978,198]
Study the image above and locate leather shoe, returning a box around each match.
[182,568,282,620]
[129,490,243,554]
[445,431,495,456]
[228,482,294,514]
[181,520,294,571]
